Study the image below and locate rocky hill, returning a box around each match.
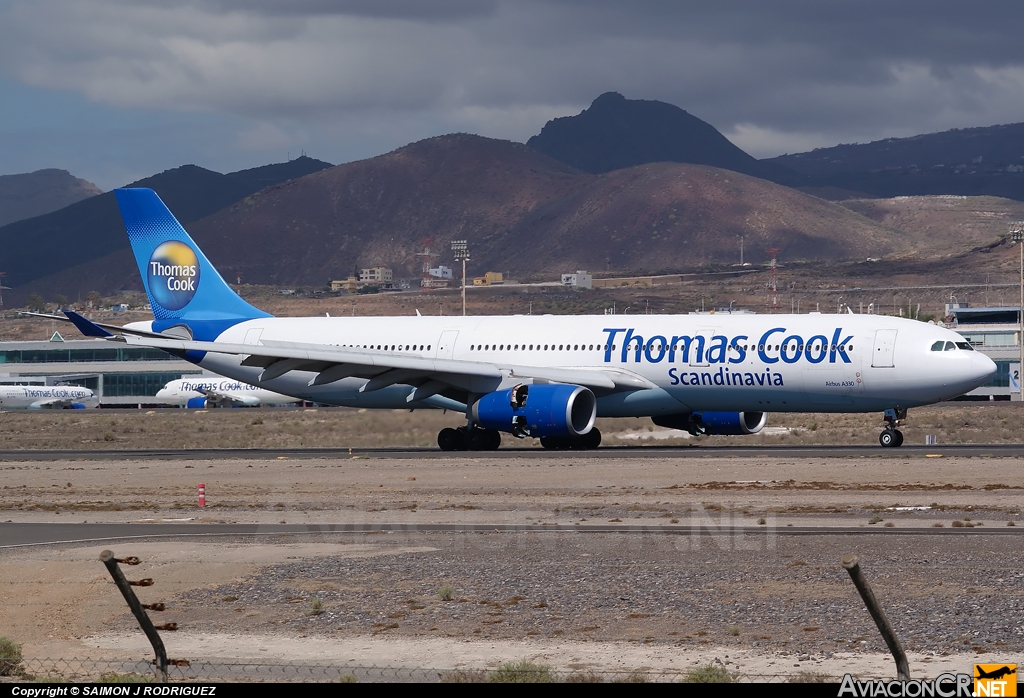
[179,134,899,287]
[0,169,102,227]
[0,157,332,304]
[768,123,1024,202]
[528,92,800,185]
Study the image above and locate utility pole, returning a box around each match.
[451,239,469,316]
[1011,223,1024,400]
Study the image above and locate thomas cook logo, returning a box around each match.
[147,241,200,311]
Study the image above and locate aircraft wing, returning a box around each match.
[197,388,261,407]
[113,334,654,400]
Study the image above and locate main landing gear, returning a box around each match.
[437,426,502,451]
[436,426,603,451]
[879,408,907,448]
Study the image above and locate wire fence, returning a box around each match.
[5,657,839,683]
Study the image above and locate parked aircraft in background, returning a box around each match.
[57,188,995,449]
[156,377,300,408]
[0,385,98,410]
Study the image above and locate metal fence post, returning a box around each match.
[99,550,175,682]
[842,554,910,680]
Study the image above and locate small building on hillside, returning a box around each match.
[473,271,504,286]
[359,267,393,284]
[561,271,593,289]
[330,277,359,292]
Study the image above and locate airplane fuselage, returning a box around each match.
[156,377,299,407]
[0,385,98,410]
[129,312,994,417]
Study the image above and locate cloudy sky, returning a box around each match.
[2,0,1023,190]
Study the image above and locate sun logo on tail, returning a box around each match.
[147,240,201,311]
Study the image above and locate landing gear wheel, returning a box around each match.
[879,429,905,448]
[464,428,501,451]
[540,436,568,450]
[576,428,602,450]
[438,427,463,451]
[879,408,908,448]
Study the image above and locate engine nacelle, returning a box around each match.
[185,397,208,409]
[471,384,596,438]
[653,411,766,436]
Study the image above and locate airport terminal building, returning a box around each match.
[0,339,202,406]
[948,305,1021,400]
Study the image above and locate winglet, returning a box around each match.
[63,310,114,338]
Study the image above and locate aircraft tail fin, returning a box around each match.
[115,188,271,328]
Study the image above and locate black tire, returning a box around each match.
[438,427,461,451]
[568,429,602,450]
[879,430,895,447]
[894,430,904,447]
[540,436,566,450]
[485,429,502,450]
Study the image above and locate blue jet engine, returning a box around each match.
[471,384,597,438]
[654,411,766,435]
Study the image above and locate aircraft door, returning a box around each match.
[871,329,897,368]
[436,330,459,360]
[688,329,715,367]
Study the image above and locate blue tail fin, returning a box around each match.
[115,188,271,333]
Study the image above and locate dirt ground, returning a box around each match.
[1,402,1023,451]
[1,440,1023,682]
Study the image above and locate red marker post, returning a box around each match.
[198,483,206,507]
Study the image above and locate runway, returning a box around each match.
[3,442,1024,460]
[3,520,1023,548]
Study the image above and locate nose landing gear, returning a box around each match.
[879,408,907,448]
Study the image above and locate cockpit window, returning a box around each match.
[930,341,945,351]
[944,341,956,351]
[956,342,974,351]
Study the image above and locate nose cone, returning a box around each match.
[969,352,998,389]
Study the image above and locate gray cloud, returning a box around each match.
[1,0,1022,176]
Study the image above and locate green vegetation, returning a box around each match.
[487,661,555,683]
[681,664,733,683]
[438,661,557,683]
[438,585,455,601]
[0,636,23,676]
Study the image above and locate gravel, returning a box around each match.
[173,530,1024,657]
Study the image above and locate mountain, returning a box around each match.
[527,92,801,185]
[0,156,332,300]
[767,123,1024,202]
[165,134,900,288]
[0,169,102,227]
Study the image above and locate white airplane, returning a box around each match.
[156,376,300,408]
[0,384,98,410]
[58,188,995,449]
